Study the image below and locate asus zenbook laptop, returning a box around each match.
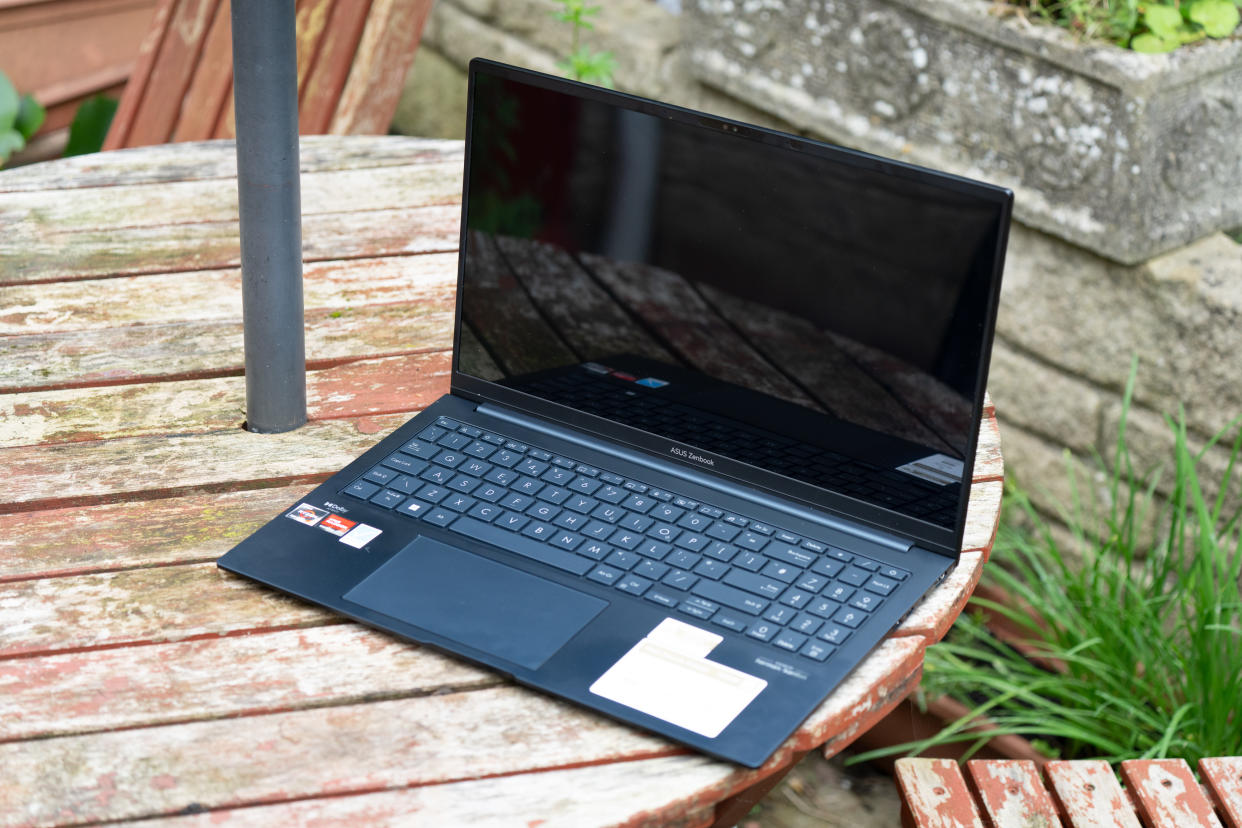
[219,58,1013,768]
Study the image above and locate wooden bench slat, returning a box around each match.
[974,412,1004,482]
[0,624,498,742]
[298,0,373,134]
[170,0,232,142]
[128,756,722,828]
[1120,759,1224,828]
[896,757,986,828]
[0,136,462,194]
[329,0,433,135]
[0,486,311,581]
[6,413,406,511]
[963,478,1004,557]
[1201,757,1242,828]
[1045,760,1142,828]
[967,759,1063,828]
[0,684,679,826]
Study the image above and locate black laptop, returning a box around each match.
[219,58,1012,768]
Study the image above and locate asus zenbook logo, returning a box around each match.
[669,446,715,466]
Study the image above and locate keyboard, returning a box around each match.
[341,415,911,663]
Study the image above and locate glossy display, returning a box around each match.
[456,68,1010,530]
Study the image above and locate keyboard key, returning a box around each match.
[521,521,554,541]
[442,494,475,513]
[528,449,552,462]
[576,541,612,560]
[583,521,614,540]
[504,440,527,453]
[645,589,679,608]
[678,601,713,620]
[622,494,655,512]
[388,475,420,495]
[763,605,796,625]
[666,549,700,569]
[473,483,504,502]
[382,452,427,475]
[513,476,544,496]
[775,530,801,544]
[802,539,827,554]
[541,466,574,485]
[551,456,575,469]
[596,485,625,503]
[434,416,461,430]
[363,466,397,485]
[419,466,453,485]
[694,559,728,580]
[423,507,456,527]
[824,584,854,603]
[866,576,898,595]
[416,484,449,503]
[401,439,439,459]
[489,449,521,467]
[746,622,779,642]
[662,570,698,591]
[448,516,593,575]
[748,522,774,535]
[826,547,852,563]
[570,476,603,495]
[417,425,447,442]
[674,532,708,551]
[799,641,834,661]
[458,425,482,438]
[807,598,836,618]
[345,479,381,499]
[635,559,670,580]
[484,468,519,486]
[818,624,850,645]
[704,542,737,563]
[677,513,711,532]
[791,613,822,635]
[608,529,643,550]
[779,587,812,608]
[618,513,654,533]
[449,474,481,493]
[369,489,405,509]
[761,560,799,583]
[850,592,882,612]
[500,492,533,511]
[605,549,640,570]
[527,502,560,521]
[705,521,741,542]
[812,558,844,578]
[650,504,683,522]
[765,544,816,568]
[517,458,549,477]
[636,540,671,560]
[575,464,600,477]
[591,504,624,523]
[879,565,910,581]
[650,523,681,543]
[460,459,491,477]
[734,551,766,572]
[438,433,471,450]
[773,630,808,652]
[723,570,785,599]
[839,567,869,587]
[624,481,649,493]
[553,511,587,531]
[690,580,768,615]
[795,573,828,593]
[565,495,598,514]
[397,498,428,517]
[467,502,502,522]
[465,440,494,459]
[698,505,724,518]
[833,607,865,628]
[853,557,880,572]
[711,611,748,633]
[551,531,583,552]
[616,575,652,596]
[599,472,624,485]
[587,565,623,586]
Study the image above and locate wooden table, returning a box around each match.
[0,136,1003,827]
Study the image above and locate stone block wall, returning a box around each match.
[398,0,1242,530]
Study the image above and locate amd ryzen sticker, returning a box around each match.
[590,618,766,738]
[288,503,328,526]
[318,514,356,536]
[897,453,965,486]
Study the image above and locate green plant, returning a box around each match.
[0,69,46,166]
[64,94,118,157]
[854,363,1242,766]
[1007,0,1241,52]
[551,0,616,87]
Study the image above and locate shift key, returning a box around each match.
[691,580,769,615]
[723,569,786,599]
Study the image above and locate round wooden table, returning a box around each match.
[0,136,1003,827]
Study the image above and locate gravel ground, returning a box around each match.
[743,750,902,828]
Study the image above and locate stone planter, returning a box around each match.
[684,0,1242,264]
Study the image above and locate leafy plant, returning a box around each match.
[551,0,617,87]
[854,363,1242,765]
[1007,0,1241,52]
[64,95,118,157]
[0,69,46,166]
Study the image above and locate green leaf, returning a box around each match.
[64,95,119,158]
[0,128,24,164]
[1189,0,1241,35]
[15,93,45,141]
[1131,31,1181,51]
[0,71,18,132]
[1143,3,1186,38]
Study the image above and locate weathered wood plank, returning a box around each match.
[895,758,986,828]
[330,0,433,135]
[298,0,372,134]
[0,685,680,827]
[0,203,460,286]
[967,760,1063,828]
[169,0,232,143]
[0,160,461,241]
[1119,759,1223,828]
[974,411,1004,481]
[129,758,719,828]
[101,0,174,152]
[1,302,454,394]
[0,624,497,742]
[964,479,1003,561]
[0,562,332,659]
[0,486,311,581]
[1044,760,1142,828]
[0,253,456,336]
[0,351,448,449]
[893,550,983,643]
[1201,757,1242,828]
[0,136,463,193]
[5,413,407,511]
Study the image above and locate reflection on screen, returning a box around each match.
[457,71,1008,529]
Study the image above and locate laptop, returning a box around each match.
[218,58,1013,768]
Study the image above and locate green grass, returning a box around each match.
[1007,0,1241,51]
[854,365,1242,765]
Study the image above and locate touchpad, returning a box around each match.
[343,535,608,670]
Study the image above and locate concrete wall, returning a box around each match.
[396,0,1242,527]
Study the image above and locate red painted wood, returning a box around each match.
[102,0,174,151]
[1044,760,1142,828]
[1120,759,1223,828]
[170,0,231,142]
[1201,757,1242,828]
[299,0,372,134]
[967,759,1063,828]
[896,758,986,828]
[126,0,222,148]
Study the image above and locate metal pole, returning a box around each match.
[231,0,307,433]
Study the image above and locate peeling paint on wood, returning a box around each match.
[1045,760,1143,828]
[1201,757,1242,828]
[1120,759,1223,828]
[967,760,1063,828]
[895,757,986,828]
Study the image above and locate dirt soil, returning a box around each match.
[744,750,903,828]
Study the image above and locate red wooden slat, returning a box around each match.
[1201,757,1242,828]
[293,0,332,102]
[329,0,432,134]
[299,0,373,134]
[967,760,1063,828]
[171,0,232,142]
[1045,760,1142,828]
[1120,759,1223,828]
[103,0,175,150]
[895,758,986,828]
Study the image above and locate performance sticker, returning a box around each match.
[896,453,965,486]
[339,523,382,549]
[590,618,767,738]
[318,514,357,537]
[287,503,329,526]
[635,377,669,389]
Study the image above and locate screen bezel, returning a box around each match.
[449,58,1012,558]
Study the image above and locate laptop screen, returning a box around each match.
[454,62,1010,542]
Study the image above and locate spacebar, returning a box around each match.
[448,517,594,576]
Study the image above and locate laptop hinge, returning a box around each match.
[476,402,913,554]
